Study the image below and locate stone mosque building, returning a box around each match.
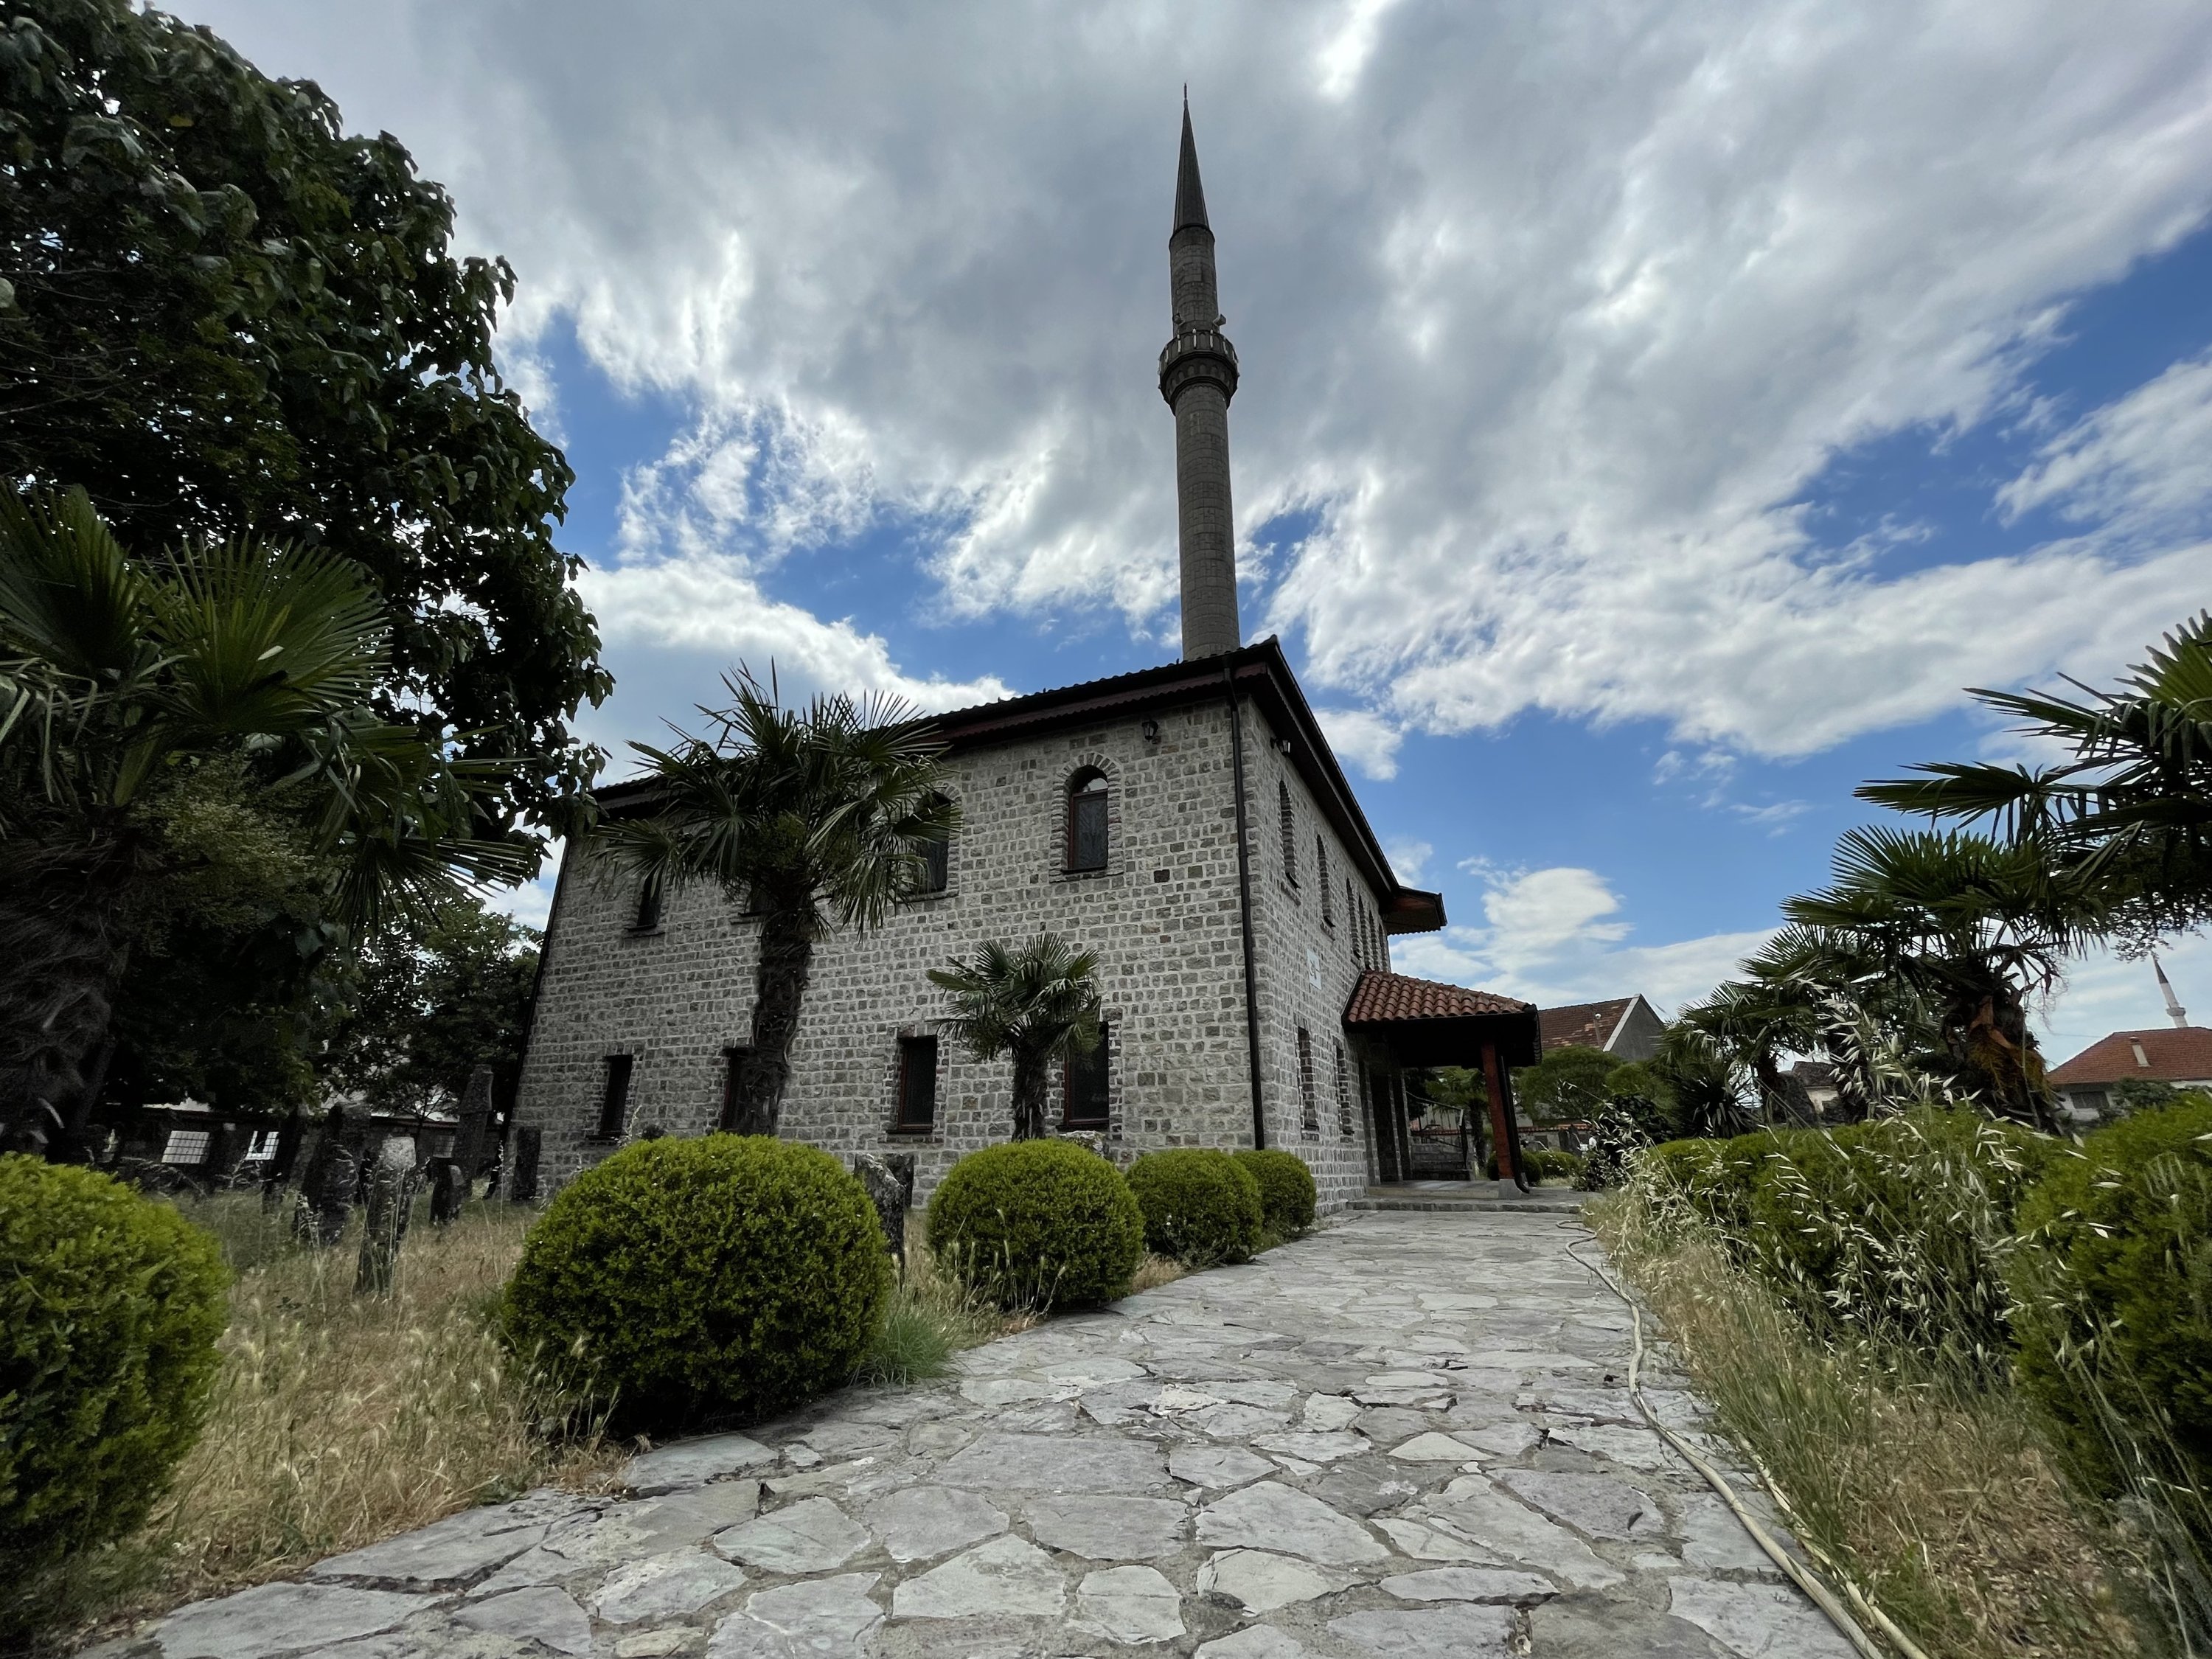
[515,109,1541,1213]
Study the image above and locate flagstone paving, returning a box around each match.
[128,1210,1857,1658]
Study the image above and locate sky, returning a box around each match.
[189,0,2212,1060]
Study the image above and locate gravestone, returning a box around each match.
[453,1065,495,1183]
[357,1137,421,1295]
[851,1152,916,1265]
[508,1124,542,1203]
[427,1158,469,1225]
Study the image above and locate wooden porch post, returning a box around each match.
[1481,1038,1517,1186]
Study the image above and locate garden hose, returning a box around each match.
[1561,1234,1930,1659]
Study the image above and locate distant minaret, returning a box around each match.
[2156,953,2189,1028]
[1159,97,1242,659]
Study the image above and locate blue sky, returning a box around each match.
[196,0,2212,1058]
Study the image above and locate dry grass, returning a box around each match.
[1130,1253,1190,1293]
[1590,1187,2153,1659]
[48,1196,619,1649]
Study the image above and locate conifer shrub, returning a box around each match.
[0,1157,229,1580]
[2011,1094,2212,1502]
[926,1139,1143,1310]
[1233,1148,1317,1239]
[505,1135,889,1431]
[1126,1149,1263,1267]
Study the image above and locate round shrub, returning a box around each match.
[927,1140,1144,1310]
[1485,1147,1586,1186]
[1233,1149,1316,1239]
[2011,1094,2212,1500]
[0,1156,229,1580]
[506,1135,889,1432]
[1126,1149,1262,1267]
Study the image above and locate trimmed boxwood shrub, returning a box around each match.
[1234,1149,1317,1239]
[506,1135,889,1432]
[1126,1149,1262,1267]
[1485,1147,1587,1186]
[927,1139,1144,1310]
[2011,1094,2212,1500]
[0,1157,229,1580]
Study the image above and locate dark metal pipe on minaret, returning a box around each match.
[1160,99,1242,660]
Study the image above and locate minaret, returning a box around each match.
[2156,953,2189,1028]
[1159,98,1242,659]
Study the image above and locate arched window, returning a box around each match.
[914,793,951,894]
[1318,838,1332,923]
[1067,769,1109,871]
[1279,782,1298,886]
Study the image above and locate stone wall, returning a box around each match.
[519,695,1402,1214]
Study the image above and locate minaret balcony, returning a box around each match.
[1158,327,1240,406]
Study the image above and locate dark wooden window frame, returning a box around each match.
[1335,1041,1354,1137]
[1279,780,1298,886]
[1063,1025,1111,1130]
[1066,769,1110,872]
[1297,1026,1318,1134]
[630,883,662,933]
[1318,838,1332,924]
[894,1035,939,1133]
[594,1054,634,1141]
[719,1045,751,1130]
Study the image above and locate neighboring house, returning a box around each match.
[2048,1027,2212,1121]
[1538,995,1666,1063]
[1789,1060,1840,1119]
[514,111,1543,1214]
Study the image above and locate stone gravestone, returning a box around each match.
[452,1065,495,1185]
[507,1124,542,1203]
[356,1136,421,1295]
[851,1152,916,1269]
[427,1158,469,1226]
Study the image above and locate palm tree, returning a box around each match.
[0,489,532,1152]
[1859,611,2212,949]
[1780,827,2101,1131]
[928,935,1102,1141]
[595,672,957,1135]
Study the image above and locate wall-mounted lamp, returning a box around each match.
[1141,718,1161,742]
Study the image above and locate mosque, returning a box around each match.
[515,108,1542,1211]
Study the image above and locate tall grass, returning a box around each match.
[32,1194,619,1650]
[1593,1183,2152,1659]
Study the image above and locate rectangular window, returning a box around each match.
[631,883,662,932]
[594,1054,634,1140]
[1065,1027,1110,1129]
[1335,1043,1353,1136]
[1318,840,1333,924]
[896,1036,939,1132]
[918,831,950,894]
[161,1128,212,1166]
[243,1130,280,1161]
[720,1046,751,1130]
[1070,791,1107,871]
[1298,1027,1318,1133]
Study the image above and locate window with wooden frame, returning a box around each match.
[630,881,662,932]
[1318,838,1332,923]
[719,1045,751,1130]
[914,796,950,894]
[594,1054,634,1140]
[894,1036,939,1133]
[1297,1026,1318,1133]
[1067,770,1109,872]
[1064,1027,1110,1130]
[1335,1042,1353,1136]
[1279,781,1298,885]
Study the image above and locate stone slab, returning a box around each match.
[1493,1470,1663,1543]
[1071,1564,1183,1643]
[707,1573,883,1658]
[939,1432,1166,1492]
[1382,1565,1557,1604]
[890,1534,1066,1620]
[624,1434,778,1497]
[1169,1444,1276,1489]
[712,1497,870,1573]
[862,1485,1008,1562]
[591,1549,750,1624]
[1197,1481,1388,1566]
[1196,1548,1338,1613]
[307,1503,546,1589]
[453,1586,593,1655]
[1023,1494,1187,1560]
[157,1584,435,1659]
[1329,1603,1517,1657]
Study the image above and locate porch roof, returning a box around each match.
[1343,970,1543,1068]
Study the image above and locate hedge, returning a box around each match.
[505,1135,888,1432]
[1233,1148,1317,1239]
[1125,1149,1262,1267]
[0,1158,229,1581]
[928,1139,1144,1310]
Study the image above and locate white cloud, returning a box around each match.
[194,0,2212,760]
[1999,351,2212,541]
[1383,837,1432,884]
[1315,706,1403,779]
[578,555,1012,723]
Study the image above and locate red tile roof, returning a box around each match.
[1345,970,1534,1024]
[2049,1026,2212,1087]
[1539,998,1635,1051]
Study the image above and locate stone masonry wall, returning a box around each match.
[519,697,1397,1213]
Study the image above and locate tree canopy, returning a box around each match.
[0,0,609,835]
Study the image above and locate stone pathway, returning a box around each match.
[133,1211,1857,1659]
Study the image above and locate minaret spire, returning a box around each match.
[1159,97,1242,659]
[2156,953,2190,1028]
